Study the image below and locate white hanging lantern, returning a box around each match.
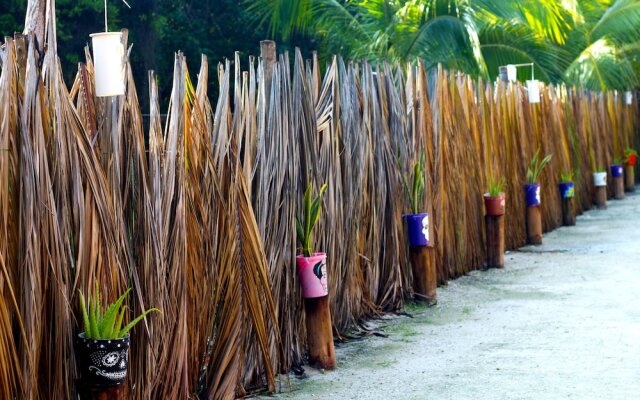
[90,32,125,97]
[625,91,633,105]
[527,80,540,103]
[506,64,517,82]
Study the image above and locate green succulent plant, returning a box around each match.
[78,284,161,340]
[526,149,552,184]
[296,183,327,258]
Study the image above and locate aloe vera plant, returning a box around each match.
[78,284,160,340]
[526,149,552,184]
[403,152,426,214]
[296,183,328,258]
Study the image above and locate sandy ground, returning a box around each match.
[262,193,640,400]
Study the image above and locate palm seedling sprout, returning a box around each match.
[403,152,426,214]
[526,149,552,184]
[296,183,328,258]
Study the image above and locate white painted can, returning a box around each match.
[90,32,125,97]
[527,80,540,103]
[593,172,607,187]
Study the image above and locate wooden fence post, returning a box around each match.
[304,296,335,370]
[409,246,437,304]
[526,206,542,245]
[561,197,576,226]
[485,215,505,268]
[78,384,125,400]
[594,186,607,209]
[625,165,635,192]
[260,40,276,111]
[613,176,625,199]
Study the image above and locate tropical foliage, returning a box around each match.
[247,0,640,90]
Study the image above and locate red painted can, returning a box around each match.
[484,193,506,216]
[627,154,636,166]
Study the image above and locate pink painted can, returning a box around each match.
[296,253,328,298]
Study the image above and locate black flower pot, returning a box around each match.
[76,333,130,388]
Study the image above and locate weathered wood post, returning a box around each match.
[297,253,335,370]
[561,197,576,226]
[303,295,336,369]
[409,245,437,304]
[484,192,506,268]
[405,212,437,305]
[23,0,46,49]
[260,40,276,111]
[79,385,126,400]
[625,165,635,192]
[612,165,624,199]
[524,184,542,245]
[526,206,542,245]
[593,172,608,209]
[559,182,576,226]
[485,214,505,267]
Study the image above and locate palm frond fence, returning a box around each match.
[0,35,637,398]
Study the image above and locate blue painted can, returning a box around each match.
[559,182,575,199]
[525,183,541,207]
[404,213,430,247]
[611,164,623,178]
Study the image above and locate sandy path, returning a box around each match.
[265,193,640,400]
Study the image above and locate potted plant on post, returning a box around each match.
[76,285,160,391]
[559,171,576,226]
[296,182,335,370]
[403,154,429,248]
[525,150,552,245]
[593,167,608,209]
[484,176,506,217]
[624,148,637,192]
[403,154,437,305]
[611,157,625,199]
[484,175,506,268]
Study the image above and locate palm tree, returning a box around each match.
[247,0,640,90]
